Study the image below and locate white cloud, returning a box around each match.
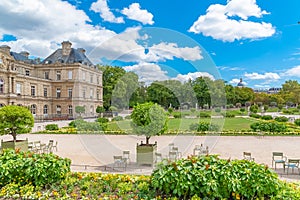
[90,0,124,23]
[229,78,247,85]
[173,72,215,82]
[282,65,300,77]
[0,0,117,57]
[189,0,275,42]
[121,3,154,25]
[123,62,168,84]
[254,84,270,88]
[245,72,280,80]
[148,42,202,62]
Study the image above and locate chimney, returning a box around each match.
[0,45,11,54]
[77,48,86,54]
[61,41,72,56]
[20,51,29,58]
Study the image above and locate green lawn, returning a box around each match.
[107,117,257,132]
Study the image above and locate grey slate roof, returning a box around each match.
[10,52,40,64]
[42,48,94,67]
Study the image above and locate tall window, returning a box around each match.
[90,88,93,99]
[31,86,35,96]
[56,88,61,98]
[68,88,72,98]
[56,71,61,80]
[83,89,86,98]
[44,71,49,79]
[82,71,86,81]
[96,90,99,100]
[68,70,72,80]
[97,76,99,84]
[0,79,4,93]
[43,105,48,115]
[16,83,21,94]
[56,105,61,115]
[90,73,93,83]
[90,105,94,114]
[30,104,36,114]
[68,105,73,115]
[43,88,48,97]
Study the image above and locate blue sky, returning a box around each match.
[0,0,300,88]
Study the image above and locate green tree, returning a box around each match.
[75,106,85,117]
[0,105,34,141]
[131,102,168,144]
[192,77,211,108]
[96,106,105,117]
[250,104,259,113]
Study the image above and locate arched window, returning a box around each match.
[0,79,4,93]
[43,105,48,115]
[68,105,73,115]
[30,104,36,114]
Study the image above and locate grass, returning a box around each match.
[107,117,258,131]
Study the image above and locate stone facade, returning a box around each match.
[0,41,103,120]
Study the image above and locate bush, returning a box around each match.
[295,119,300,126]
[112,116,123,121]
[97,117,109,124]
[189,122,219,132]
[261,115,273,120]
[221,112,235,118]
[214,107,221,113]
[250,113,261,118]
[71,119,107,131]
[197,112,211,118]
[124,115,131,120]
[151,155,280,199]
[0,149,70,187]
[250,121,287,132]
[250,104,259,113]
[240,108,246,112]
[45,124,59,131]
[173,112,182,118]
[275,116,288,122]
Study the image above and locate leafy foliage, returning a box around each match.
[112,116,123,121]
[189,122,219,132]
[261,115,273,120]
[0,149,70,187]
[151,155,280,199]
[295,119,300,126]
[250,104,259,113]
[249,113,261,118]
[70,119,107,131]
[131,102,168,144]
[45,124,59,131]
[274,116,288,122]
[0,105,34,141]
[250,121,287,132]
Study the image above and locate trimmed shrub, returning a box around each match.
[112,116,123,121]
[0,149,70,187]
[295,119,300,126]
[124,115,131,120]
[97,117,109,124]
[214,107,221,113]
[197,112,211,118]
[250,104,259,113]
[189,122,219,132]
[45,124,59,131]
[250,113,261,119]
[250,121,287,132]
[151,155,280,199]
[221,112,235,118]
[240,108,246,112]
[173,112,182,118]
[261,115,273,120]
[275,116,288,122]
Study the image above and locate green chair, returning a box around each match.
[284,159,300,175]
[272,152,286,170]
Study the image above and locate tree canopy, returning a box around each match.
[131,102,168,144]
[0,105,34,141]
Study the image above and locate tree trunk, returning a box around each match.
[12,132,17,142]
[146,136,150,145]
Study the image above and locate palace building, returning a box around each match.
[0,41,103,120]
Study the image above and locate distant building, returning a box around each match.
[237,78,245,87]
[0,41,103,120]
[267,87,281,94]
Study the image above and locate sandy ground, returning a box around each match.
[1,133,300,181]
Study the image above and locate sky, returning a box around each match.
[0,0,300,89]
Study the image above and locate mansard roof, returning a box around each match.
[42,48,94,67]
[10,52,40,64]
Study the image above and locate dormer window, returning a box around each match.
[25,70,30,76]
